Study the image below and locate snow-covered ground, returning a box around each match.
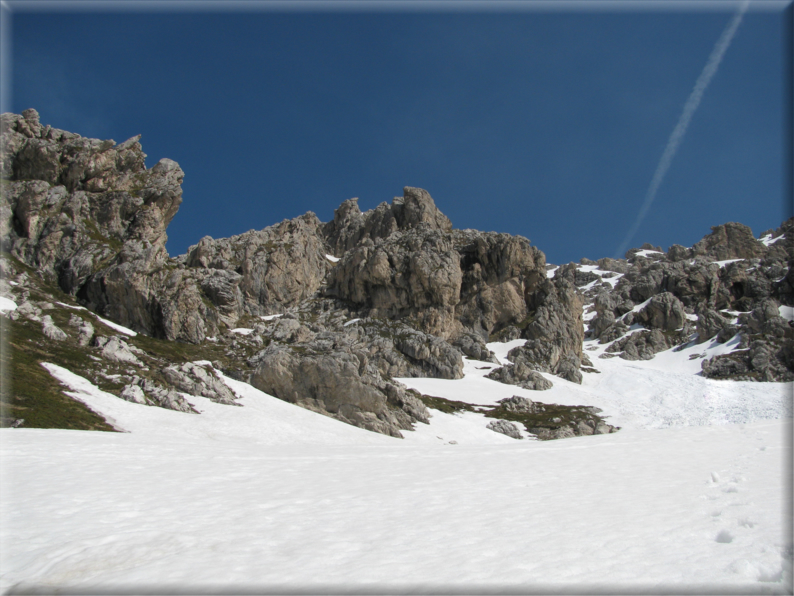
[1,338,792,592]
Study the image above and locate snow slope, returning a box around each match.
[0,343,791,592]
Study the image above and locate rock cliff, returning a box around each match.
[2,110,790,439]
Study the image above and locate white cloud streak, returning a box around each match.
[613,0,750,259]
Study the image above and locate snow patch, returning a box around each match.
[344,318,361,327]
[759,233,784,246]
[0,296,17,313]
[230,328,254,335]
[53,302,137,335]
[94,315,137,336]
[325,254,340,263]
[714,259,744,268]
[779,305,793,322]
[260,314,283,321]
[632,249,664,258]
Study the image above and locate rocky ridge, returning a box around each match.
[2,110,791,439]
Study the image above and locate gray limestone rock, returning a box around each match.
[322,187,453,254]
[486,363,553,390]
[248,342,429,438]
[41,315,67,341]
[131,376,196,413]
[695,307,731,344]
[120,384,148,404]
[451,332,497,363]
[636,292,686,332]
[486,419,523,439]
[605,329,673,361]
[93,335,144,367]
[161,362,239,405]
[68,314,94,346]
[496,395,537,413]
[692,222,768,261]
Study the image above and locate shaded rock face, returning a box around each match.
[636,293,686,332]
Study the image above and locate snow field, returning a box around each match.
[398,339,791,432]
[1,419,790,591]
[0,335,791,591]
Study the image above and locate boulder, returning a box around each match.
[93,335,144,367]
[41,315,67,341]
[486,419,523,439]
[486,363,553,390]
[248,342,429,438]
[636,292,686,331]
[161,362,239,405]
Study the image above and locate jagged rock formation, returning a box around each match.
[570,218,793,380]
[1,110,591,436]
[3,110,790,439]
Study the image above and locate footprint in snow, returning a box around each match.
[737,517,757,529]
[715,529,734,543]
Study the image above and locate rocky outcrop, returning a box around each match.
[16,109,789,442]
[41,314,67,341]
[327,226,463,338]
[691,222,768,261]
[486,419,523,439]
[68,313,94,346]
[322,187,453,255]
[248,342,429,438]
[483,396,619,440]
[161,362,240,405]
[573,214,793,379]
[93,335,145,367]
[485,362,553,391]
[635,292,687,332]
[1,109,187,339]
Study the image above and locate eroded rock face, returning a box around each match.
[322,187,453,255]
[327,226,463,338]
[185,212,330,316]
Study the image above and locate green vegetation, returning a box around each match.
[1,315,116,431]
[417,394,477,415]
[483,401,608,435]
[82,219,123,252]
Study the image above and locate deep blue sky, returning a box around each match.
[7,3,789,265]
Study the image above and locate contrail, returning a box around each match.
[613,1,751,259]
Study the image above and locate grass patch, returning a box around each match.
[484,401,610,436]
[1,316,116,431]
[82,219,123,253]
[417,394,476,414]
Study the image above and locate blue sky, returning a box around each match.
[6,2,790,265]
